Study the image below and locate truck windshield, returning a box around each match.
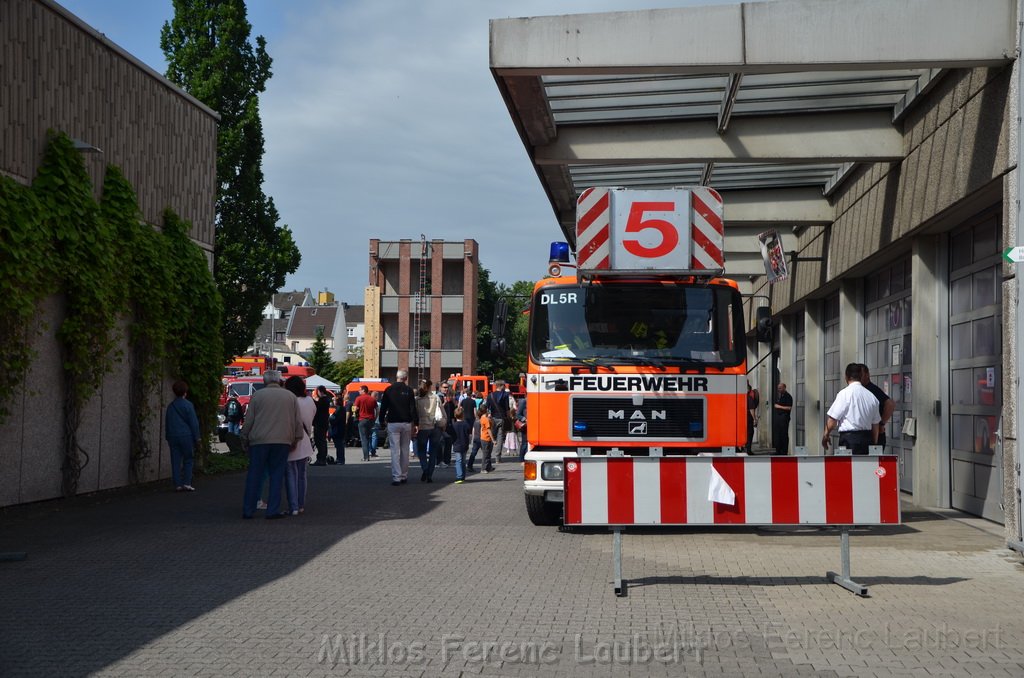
[529,283,745,368]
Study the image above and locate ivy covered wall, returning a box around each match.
[0,133,222,505]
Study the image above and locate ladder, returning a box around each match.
[412,234,427,384]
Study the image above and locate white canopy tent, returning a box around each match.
[304,374,340,391]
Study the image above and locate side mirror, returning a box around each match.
[755,306,773,343]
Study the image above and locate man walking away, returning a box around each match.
[486,379,512,463]
[241,370,304,519]
[822,363,881,455]
[772,383,793,455]
[860,365,895,451]
[353,385,378,461]
[379,369,417,485]
[311,385,332,465]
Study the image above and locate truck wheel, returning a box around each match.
[525,494,562,526]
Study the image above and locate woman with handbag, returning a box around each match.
[415,379,445,482]
[284,376,315,515]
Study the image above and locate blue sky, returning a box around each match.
[57,0,726,304]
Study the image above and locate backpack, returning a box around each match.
[226,398,241,419]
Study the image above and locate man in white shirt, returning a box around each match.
[822,363,881,455]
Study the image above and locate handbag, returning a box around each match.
[514,418,526,431]
[433,400,447,428]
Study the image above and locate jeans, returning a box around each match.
[387,422,413,481]
[467,438,481,470]
[480,440,494,472]
[358,418,375,460]
[285,459,307,512]
[168,436,194,488]
[370,426,378,454]
[838,430,873,455]
[244,443,289,517]
[227,421,241,435]
[517,426,528,461]
[441,430,453,465]
[492,419,507,461]
[417,427,440,478]
[453,446,466,480]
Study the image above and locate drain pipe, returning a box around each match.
[1011,0,1024,554]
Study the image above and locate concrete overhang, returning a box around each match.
[489,0,1018,281]
[491,0,1016,74]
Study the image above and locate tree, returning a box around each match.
[161,0,301,362]
[476,266,532,381]
[307,326,333,377]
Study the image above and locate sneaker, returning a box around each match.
[439,462,449,468]
[482,469,491,474]
[291,510,299,516]
[391,481,401,486]
[455,479,464,484]
[183,485,196,492]
[256,500,267,510]
[175,486,184,492]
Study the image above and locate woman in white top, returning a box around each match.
[284,376,315,514]
[415,379,445,482]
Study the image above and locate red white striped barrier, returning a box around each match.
[564,455,900,526]
[690,187,724,270]
[576,187,611,270]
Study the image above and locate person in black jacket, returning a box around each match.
[378,370,417,485]
[311,386,332,465]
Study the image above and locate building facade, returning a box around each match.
[0,0,217,506]
[367,239,479,385]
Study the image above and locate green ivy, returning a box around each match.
[161,208,224,453]
[0,175,56,420]
[0,131,224,493]
[101,166,174,481]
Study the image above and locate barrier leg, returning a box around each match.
[612,528,625,597]
[827,529,868,597]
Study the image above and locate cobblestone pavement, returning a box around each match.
[2,446,1024,677]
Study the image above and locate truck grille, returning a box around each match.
[570,396,705,441]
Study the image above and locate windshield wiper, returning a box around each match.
[614,355,667,371]
[658,357,709,373]
[546,356,617,374]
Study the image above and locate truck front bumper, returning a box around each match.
[524,450,576,503]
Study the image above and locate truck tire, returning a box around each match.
[525,494,562,526]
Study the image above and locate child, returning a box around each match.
[451,406,471,483]
[478,405,494,473]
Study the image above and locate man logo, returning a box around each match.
[608,409,666,420]
[629,421,648,435]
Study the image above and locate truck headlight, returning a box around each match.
[542,462,564,481]
[217,414,226,424]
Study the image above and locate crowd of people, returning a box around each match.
[745,362,894,456]
[166,370,528,519]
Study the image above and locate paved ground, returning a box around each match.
[2,445,1024,677]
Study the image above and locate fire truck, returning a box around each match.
[523,187,751,525]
